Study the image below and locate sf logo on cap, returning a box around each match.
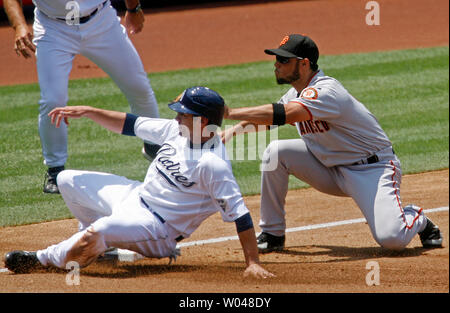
[279,36,289,47]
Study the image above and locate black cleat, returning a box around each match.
[257,232,285,253]
[4,250,45,274]
[43,172,59,194]
[142,143,161,161]
[43,166,65,194]
[419,217,443,248]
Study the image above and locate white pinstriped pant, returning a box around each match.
[259,139,427,249]
[36,170,179,268]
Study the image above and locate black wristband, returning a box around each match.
[235,213,254,233]
[127,2,141,13]
[272,103,286,126]
[122,113,138,136]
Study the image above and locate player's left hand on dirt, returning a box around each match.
[243,263,275,279]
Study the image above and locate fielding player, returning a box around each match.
[222,34,443,252]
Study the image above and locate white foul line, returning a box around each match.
[177,206,449,248]
[0,206,448,272]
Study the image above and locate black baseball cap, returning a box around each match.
[264,34,319,66]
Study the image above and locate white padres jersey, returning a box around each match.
[33,0,106,19]
[133,117,249,238]
[278,70,392,167]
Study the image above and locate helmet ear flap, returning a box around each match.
[200,115,209,126]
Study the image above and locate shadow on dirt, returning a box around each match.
[80,262,206,278]
[265,245,430,264]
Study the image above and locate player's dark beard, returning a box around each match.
[276,60,300,84]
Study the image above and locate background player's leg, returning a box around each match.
[35,46,73,168]
[259,139,347,236]
[80,6,159,118]
[79,6,160,159]
[33,10,79,192]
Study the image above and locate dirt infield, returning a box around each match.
[0,0,448,293]
[0,170,448,293]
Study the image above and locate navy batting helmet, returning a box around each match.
[168,86,225,127]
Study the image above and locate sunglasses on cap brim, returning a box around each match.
[276,55,304,64]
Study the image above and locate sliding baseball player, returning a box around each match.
[4,87,274,279]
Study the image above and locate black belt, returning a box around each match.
[352,154,379,166]
[56,1,107,24]
[140,198,184,242]
[352,148,395,166]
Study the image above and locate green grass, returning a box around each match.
[0,46,448,227]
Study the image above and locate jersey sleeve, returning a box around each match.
[133,117,179,144]
[277,87,298,105]
[290,86,342,120]
[201,157,249,222]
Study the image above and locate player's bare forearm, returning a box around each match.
[48,106,126,134]
[225,101,311,126]
[234,121,269,133]
[238,228,275,278]
[4,0,35,58]
[238,228,260,266]
[220,121,269,143]
[125,0,140,9]
[124,0,144,34]
[226,104,274,125]
[82,107,127,133]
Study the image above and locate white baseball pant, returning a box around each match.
[32,2,159,168]
[36,170,179,269]
[259,139,427,250]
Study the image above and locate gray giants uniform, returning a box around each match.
[36,117,249,268]
[260,70,426,249]
[32,0,159,167]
